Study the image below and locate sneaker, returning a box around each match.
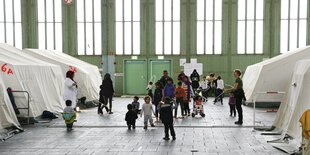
[187,114,190,116]
[163,137,170,140]
[144,126,147,129]
[172,137,176,140]
[151,124,155,127]
[109,111,113,114]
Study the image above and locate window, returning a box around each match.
[280,0,307,53]
[0,0,22,48]
[77,0,102,55]
[38,0,62,51]
[156,0,180,55]
[197,0,222,55]
[237,0,264,54]
[115,0,140,55]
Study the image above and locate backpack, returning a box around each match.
[41,110,58,119]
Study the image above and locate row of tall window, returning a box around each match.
[0,0,308,55]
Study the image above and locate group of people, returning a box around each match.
[61,68,246,137]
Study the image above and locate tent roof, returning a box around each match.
[243,46,310,102]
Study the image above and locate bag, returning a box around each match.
[228,96,236,105]
[41,110,58,119]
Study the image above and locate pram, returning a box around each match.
[191,93,206,118]
[194,87,209,104]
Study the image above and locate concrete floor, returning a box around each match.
[0,97,287,155]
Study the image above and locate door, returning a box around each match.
[150,60,172,83]
[124,60,147,95]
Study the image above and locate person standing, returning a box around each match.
[190,69,200,91]
[214,75,224,104]
[226,69,244,125]
[160,97,176,140]
[99,73,114,114]
[64,71,78,110]
[159,70,173,88]
[153,81,164,122]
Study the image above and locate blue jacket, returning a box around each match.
[164,84,175,98]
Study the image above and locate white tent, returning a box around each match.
[23,49,102,101]
[0,44,64,118]
[0,75,21,130]
[243,46,310,102]
[271,59,310,151]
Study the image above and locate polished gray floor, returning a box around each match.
[0,97,286,155]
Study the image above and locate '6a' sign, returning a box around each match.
[1,63,13,75]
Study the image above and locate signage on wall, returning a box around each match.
[1,63,13,75]
[64,0,74,5]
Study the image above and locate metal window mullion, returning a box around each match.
[44,0,47,49]
[245,0,247,54]
[171,0,173,55]
[92,0,95,55]
[297,0,300,48]
[3,0,6,43]
[131,0,133,55]
[203,0,206,54]
[83,0,86,55]
[53,0,56,50]
[287,0,291,51]
[12,0,15,46]
[162,0,164,55]
[253,0,256,54]
[122,0,125,55]
[212,0,215,54]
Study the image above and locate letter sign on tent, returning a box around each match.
[1,63,13,75]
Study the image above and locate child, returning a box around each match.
[132,96,140,114]
[125,104,138,130]
[228,92,236,117]
[63,100,76,132]
[160,97,176,140]
[146,81,154,101]
[140,96,155,129]
[175,82,186,118]
[153,81,163,122]
[164,78,175,99]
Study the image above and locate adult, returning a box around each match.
[190,69,200,91]
[63,71,78,110]
[214,75,224,104]
[99,73,114,114]
[206,73,216,97]
[159,70,173,88]
[177,71,185,82]
[226,69,244,125]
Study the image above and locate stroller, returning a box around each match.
[191,94,206,118]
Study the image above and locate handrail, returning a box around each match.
[9,90,30,125]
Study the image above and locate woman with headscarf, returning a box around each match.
[190,69,200,91]
[99,73,114,114]
[63,71,78,110]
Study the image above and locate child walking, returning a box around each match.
[175,82,186,118]
[153,81,164,122]
[63,100,76,132]
[140,96,155,129]
[228,92,236,117]
[160,97,176,140]
[125,104,138,130]
[131,96,140,114]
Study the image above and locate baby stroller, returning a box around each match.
[195,87,209,104]
[191,94,206,117]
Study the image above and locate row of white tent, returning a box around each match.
[0,44,102,132]
[242,46,310,153]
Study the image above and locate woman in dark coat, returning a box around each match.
[99,73,114,114]
[190,69,200,91]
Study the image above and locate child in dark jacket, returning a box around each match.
[125,104,138,130]
[164,78,175,98]
[153,81,163,122]
[160,97,176,140]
